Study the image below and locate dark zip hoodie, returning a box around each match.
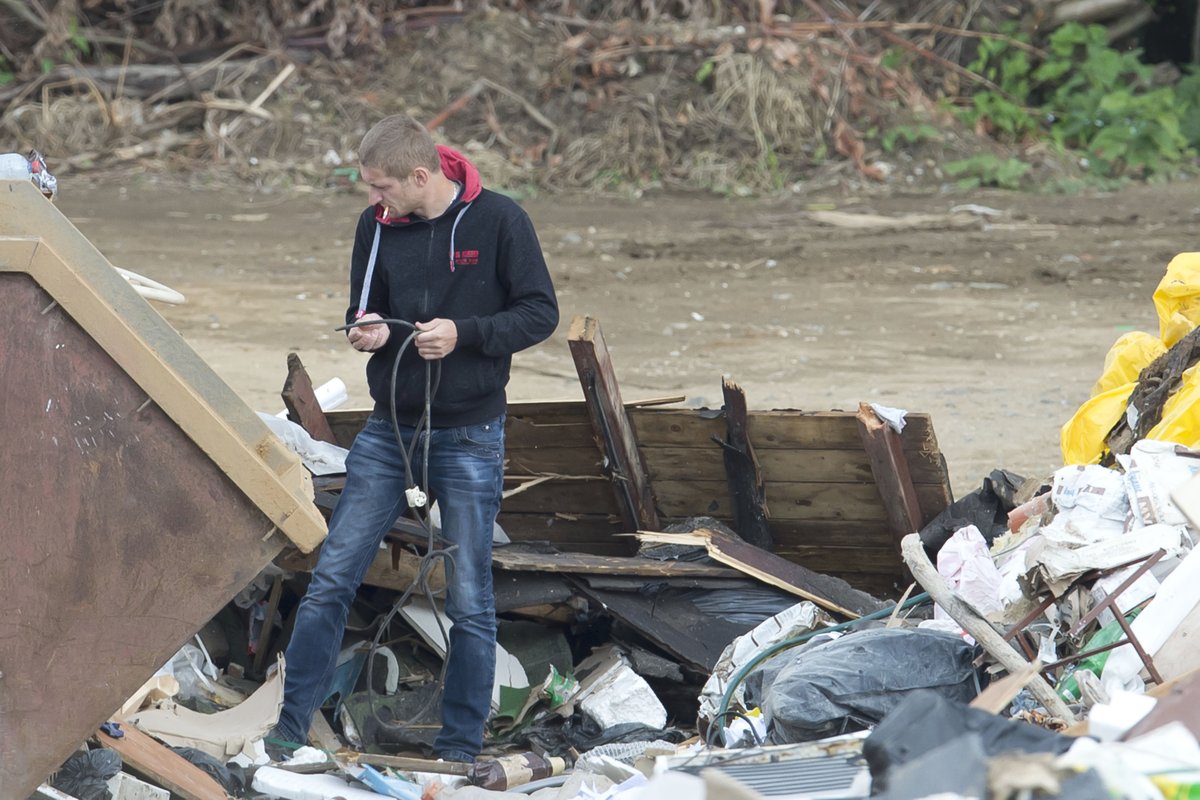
[347,145,559,428]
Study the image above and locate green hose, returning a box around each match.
[713,592,932,743]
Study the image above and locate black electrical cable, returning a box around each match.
[335,318,458,741]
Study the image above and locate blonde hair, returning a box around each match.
[359,114,440,179]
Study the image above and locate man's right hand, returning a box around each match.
[347,312,390,351]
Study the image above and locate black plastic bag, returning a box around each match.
[761,628,979,744]
[170,747,246,796]
[865,688,1074,795]
[919,468,1026,556]
[50,749,122,800]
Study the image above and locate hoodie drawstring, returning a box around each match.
[355,222,383,319]
[356,201,473,317]
[448,202,472,272]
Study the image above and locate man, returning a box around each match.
[272,114,558,762]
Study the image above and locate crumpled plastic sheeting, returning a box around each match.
[257,412,347,475]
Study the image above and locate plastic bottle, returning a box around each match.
[467,752,567,790]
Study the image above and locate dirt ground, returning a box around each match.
[55,176,1200,497]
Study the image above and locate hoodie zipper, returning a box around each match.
[422,220,434,317]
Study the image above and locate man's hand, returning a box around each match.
[347,312,391,352]
[415,318,458,360]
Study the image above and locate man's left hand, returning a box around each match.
[415,318,458,360]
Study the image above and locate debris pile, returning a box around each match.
[14,171,1200,797]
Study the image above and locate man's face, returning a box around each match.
[362,165,420,219]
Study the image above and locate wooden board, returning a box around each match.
[97,725,228,800]
[505,444,948,485]
[636,529,884,618]
[857,402,924,558]
[568,315,660,531]
[491,548,741,578]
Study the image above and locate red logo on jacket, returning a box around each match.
[454,249,480,268]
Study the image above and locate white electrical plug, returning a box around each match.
[405,486,427,508]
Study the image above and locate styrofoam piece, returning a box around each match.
[1087,691,1157,742]
[252,766,393,800]
[31,786,80,800]
[574,647,667,731]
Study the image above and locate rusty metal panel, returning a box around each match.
[0,272,284,795]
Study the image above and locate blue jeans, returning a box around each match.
[277,413,504,761]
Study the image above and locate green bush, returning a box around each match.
[953,22,1200,184]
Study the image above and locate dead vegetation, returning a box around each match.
[0,1,1082,191]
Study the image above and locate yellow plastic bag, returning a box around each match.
[1154,252,1200,347]
[1091,331,1166,397]
[1147,363,1200,449]
[1061,383,1136,465]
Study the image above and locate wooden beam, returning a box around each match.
[281,351,338,444]
[491,547,740,578]
[715,377,773,550]
[856,403,924,556]
[96,725,228,800]
[567,315,660,532]
[634,528,885,618]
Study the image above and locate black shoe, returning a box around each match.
[263,727,303,763]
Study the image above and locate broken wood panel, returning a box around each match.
[568,315,661,531]
[655,480,949,523]
[492,548,741,577]
[506,444,948,485]
[281,351,338,444]
[97,725,228,800]
[573,584,752,674]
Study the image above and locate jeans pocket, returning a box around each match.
[457,417,504,458]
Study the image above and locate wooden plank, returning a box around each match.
[857,402,926,557]
[655,480,950,523]
[574,584,751,674]
[281,351,338,444]
[773,545,907,574]
[717,377,773,550]
[499,477,621,515]
[635,529,885,618]
[491,547,740,578]
[628,408,940,452]
[568,315,660,532]
[506,444,949,485]
[278,541,446,593]
[97,725,228,800]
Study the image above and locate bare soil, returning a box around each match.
[55,177,1200,496]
